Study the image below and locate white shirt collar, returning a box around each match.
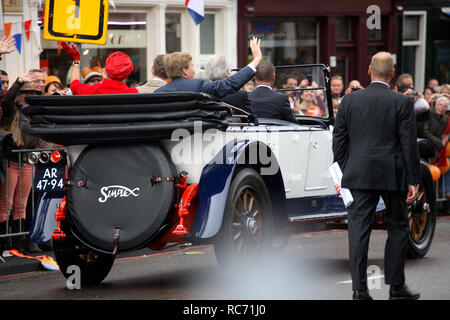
[255,84,273,90]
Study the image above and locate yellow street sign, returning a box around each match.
[43,0,109,45]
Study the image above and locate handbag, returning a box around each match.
[2,110,24,147]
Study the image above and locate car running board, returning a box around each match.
[289,211,348,223]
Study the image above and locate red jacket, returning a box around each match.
[70,79,138,95]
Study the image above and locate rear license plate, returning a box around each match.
[34,166,66,192]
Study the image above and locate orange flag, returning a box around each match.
[24,20,32,41]
[4,23,12,37]
[57,41,62,55]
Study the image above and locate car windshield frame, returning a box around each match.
[231,64,334,126]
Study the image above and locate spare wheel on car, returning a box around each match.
[66,142,177,253]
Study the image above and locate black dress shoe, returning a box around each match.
[353,289,373,300]
[389,284,420,300]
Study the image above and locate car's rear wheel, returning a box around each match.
[407,161,436,258]
[54,235,115,286]
[214,168,273,266]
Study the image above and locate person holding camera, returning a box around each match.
[398,84,430,119]
[416,92,448,153]
[344,80,364,95]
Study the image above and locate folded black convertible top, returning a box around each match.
[24,92,232,145]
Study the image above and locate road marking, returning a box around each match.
[115,245,213,262]
[0,271,43,279]
[292,229,345,238]
[337,274,384,284]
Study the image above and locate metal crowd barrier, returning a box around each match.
[0,147,66,260]
[436,173,448,203]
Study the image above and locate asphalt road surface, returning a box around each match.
[1,216,450,301]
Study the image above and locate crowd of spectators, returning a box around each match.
[0,34,449,257]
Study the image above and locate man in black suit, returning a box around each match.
[204,55,254,116]
[155,38,261,99]
[248,61,298,124]
[333,52,421,300]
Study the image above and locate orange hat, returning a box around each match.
[104,51,134,81]
[46,75,61,85]
[307,106,322,117]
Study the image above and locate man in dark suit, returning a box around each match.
[155,38,261,99]
[248,61,297,124]
[333,52,421,300]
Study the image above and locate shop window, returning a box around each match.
[248,18,318,66]
[166,13,182,53]
[40,12,148,86]
[200,14,215,54]
[435,42,450,85]
[402,12,426,92]
[336,17,352,42]
[367,15,387,41]
[367,28,382,41]
[403,16,420,41]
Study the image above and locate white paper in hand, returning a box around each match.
[328,162,354,207]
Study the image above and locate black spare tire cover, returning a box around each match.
[67,142,176,252]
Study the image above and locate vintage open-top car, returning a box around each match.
[24,65,437,285]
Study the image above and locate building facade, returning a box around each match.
[1,0,238,86]
[401,0,450,91]
[237,0,402,87]
[2,0,446,92]
[0,0,41,78]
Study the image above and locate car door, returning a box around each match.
[304,127,334,195]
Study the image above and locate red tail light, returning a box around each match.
[50,151,62,163]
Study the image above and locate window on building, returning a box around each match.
[367,15,387,41]
[200,14,215,54]
[248,18,318,66]
[166,13,181,53]
[336,17,352,42]
[367,28,382,41]
[39,12,148,86]
[403,15,420,41]
[401,12,426,92]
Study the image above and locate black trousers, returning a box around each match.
[347,189,410,290]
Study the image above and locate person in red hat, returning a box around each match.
[62,42,138,95]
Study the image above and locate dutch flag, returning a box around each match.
[186,0,205,25]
